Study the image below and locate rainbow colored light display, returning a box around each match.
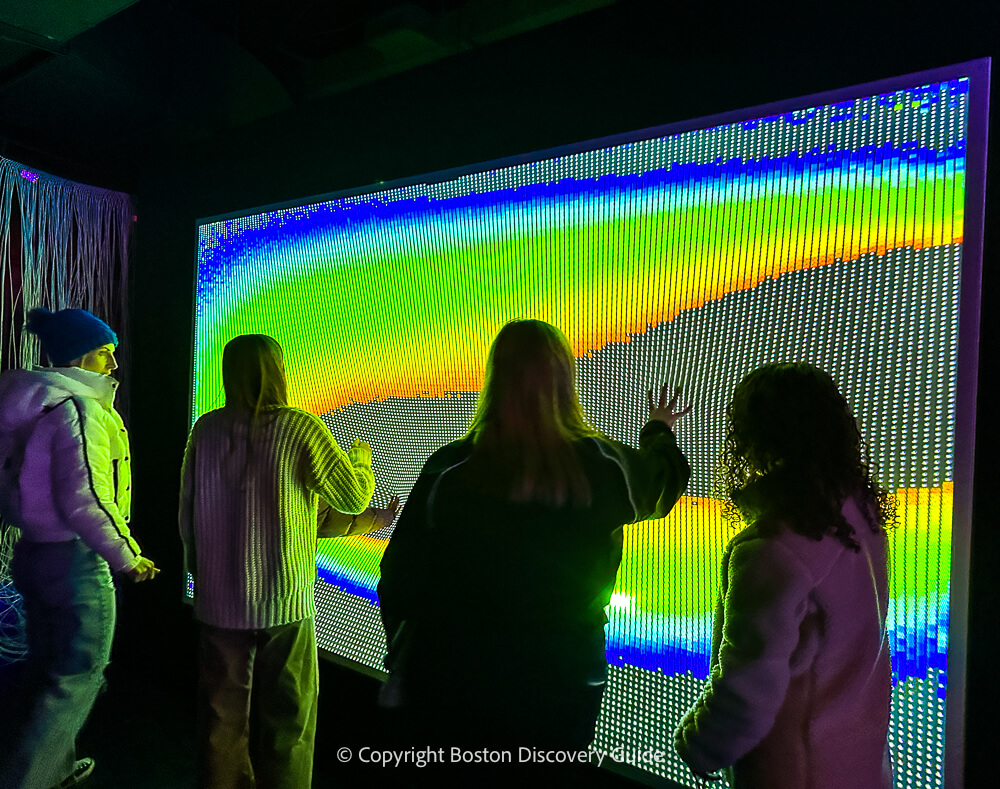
[194,73,976,787]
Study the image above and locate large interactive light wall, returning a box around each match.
[193,60,987,787]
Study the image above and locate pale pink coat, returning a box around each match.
[675,497,893,788]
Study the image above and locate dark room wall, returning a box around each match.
[124,1,998,783]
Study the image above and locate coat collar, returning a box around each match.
[31,365,119,408]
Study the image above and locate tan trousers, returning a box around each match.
[197,618,318,789]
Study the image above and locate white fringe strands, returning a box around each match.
[0,525,26,662]
[0,156,133,662]
[0,156,133,376]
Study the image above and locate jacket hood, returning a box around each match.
[0,367,118,432]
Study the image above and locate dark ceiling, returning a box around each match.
[0,0,614,180]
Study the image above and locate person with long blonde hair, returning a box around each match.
[378,319,691,760]
[179,334,385,789]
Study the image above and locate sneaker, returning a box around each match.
[51,758,95,788]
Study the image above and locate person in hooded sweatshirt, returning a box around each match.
[0,307,158,789]
[179,334,379,789]
[674,363,894,789]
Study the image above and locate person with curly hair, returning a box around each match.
[674,362,894,788]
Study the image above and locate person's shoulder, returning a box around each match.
[274,405,318,421]
[0,369,76,409]
[254,406,323,431]
[190,407,229,429]
[271,408,345,449]
[722,524,821,599]
[48,389,101,423]
[841,494,884,534]
[573,435,621,476]
[578,433,656,479]
[724,520,769,555]
[726,517,809,562]
[579,433,627,459]
[731,515,848,586]
[183,410,236,454]
[421,439,473,476]
[0,367,43,394]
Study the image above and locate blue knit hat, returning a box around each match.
[25,307,119,366]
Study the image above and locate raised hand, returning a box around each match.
[647,384,692,429]
[350,438,372,463]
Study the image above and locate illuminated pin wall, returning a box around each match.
[193,66,983,787]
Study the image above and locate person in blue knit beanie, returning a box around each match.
[25,307,119,366]
[0,306,158,789]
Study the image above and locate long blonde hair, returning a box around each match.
[466,320,597,506]
[222,335,288,416]
[221,333,289,449]
[220,335,289,486]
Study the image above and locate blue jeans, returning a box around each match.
[0,540,116,789]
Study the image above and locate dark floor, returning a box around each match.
[0,602,644,789]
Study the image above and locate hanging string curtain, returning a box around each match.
[0,156,133,403]
[0,157,133,663]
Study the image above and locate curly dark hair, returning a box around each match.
[715,363,895,550]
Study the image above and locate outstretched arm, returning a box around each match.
[318,495,401,537]
[303,414,375,514]
[601,383,692,523]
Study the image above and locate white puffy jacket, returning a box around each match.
[0,366,142,572]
